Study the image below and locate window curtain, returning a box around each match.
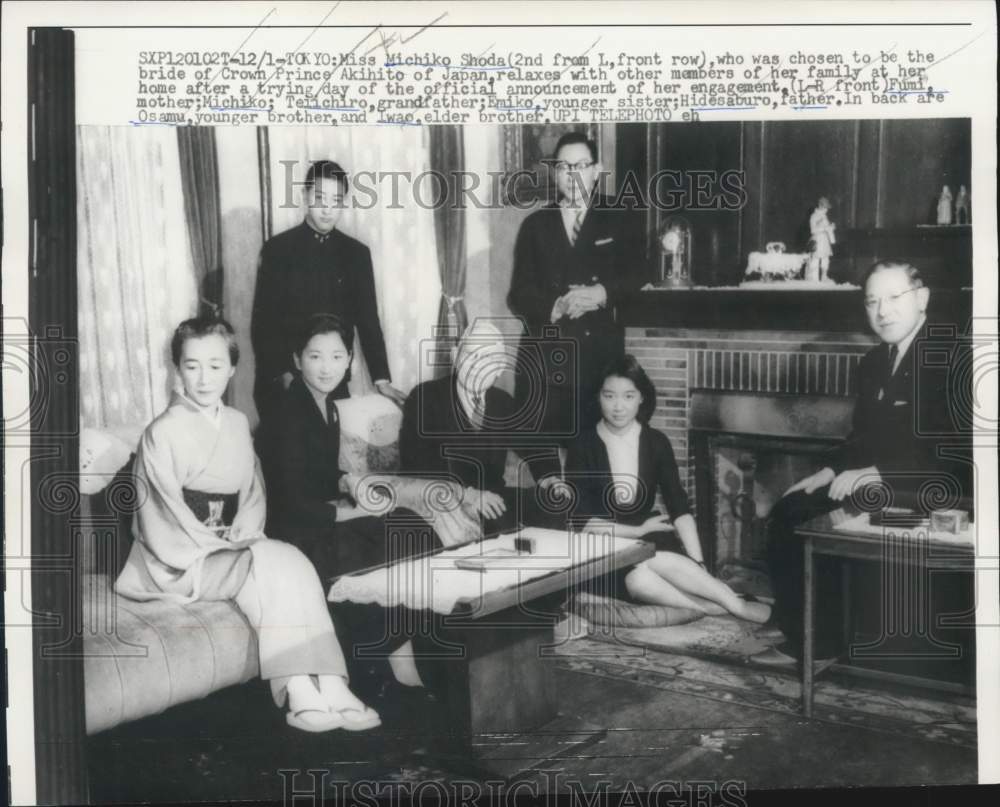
[177,127,223,316]
[77,126,199,429]
[262,127,442,393]
[429,124,467,370]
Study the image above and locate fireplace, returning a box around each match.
[689,390,853,576]
[620,299,976,683]
[625,323,876,576]
[701,434,829,566]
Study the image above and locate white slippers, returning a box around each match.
[316,674,382,732]
[286,706,346,733]
[336,706,382,732]
[285,676,380,733]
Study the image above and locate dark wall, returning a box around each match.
[620,119,972,288]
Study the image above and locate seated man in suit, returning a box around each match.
[755,261,972,666]
[251,159,406,424]
[399,320,562,533]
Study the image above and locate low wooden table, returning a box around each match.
[796,510,975,717]
[328,528,654,771]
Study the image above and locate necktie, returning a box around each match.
[570,208,584,246]
[325,393,339,429]
[887,344,898,379]
[879,345,898,400]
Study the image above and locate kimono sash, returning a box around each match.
[182,489,239,532]
[115,393,267,604]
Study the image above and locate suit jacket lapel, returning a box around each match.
[292,377,331,434]
[448,374,474,431]
[886,323,925,402]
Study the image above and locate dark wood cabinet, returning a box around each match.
[617,118,972,288]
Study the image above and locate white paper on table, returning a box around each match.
[327,527,645,614]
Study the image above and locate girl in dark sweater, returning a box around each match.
[563,355,771,623]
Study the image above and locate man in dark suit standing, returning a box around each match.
[251,160,406,423]
[755,261,972,666]
[399,321,562,533]
[507,132,646,454]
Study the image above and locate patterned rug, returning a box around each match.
[553,619,977,749]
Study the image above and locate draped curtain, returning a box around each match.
[77,126,199,429]
[429,125,468,371]
[263,127,442,393]
[177,127,223,316]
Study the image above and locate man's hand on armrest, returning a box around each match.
[828,466,881,501]
[374,380,407,407]
[464,487,507,520]
[784,467,836,498]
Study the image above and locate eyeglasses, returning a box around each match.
[864,287,920,311]
[553,160,595,172]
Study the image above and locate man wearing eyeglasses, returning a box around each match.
[507,131,646,463]
[754,260,971,667]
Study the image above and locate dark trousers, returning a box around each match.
[287,510,442,689]
[513,334,613,468]
[765,487,844,657]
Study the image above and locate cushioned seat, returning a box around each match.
[568,591,704,629]
[82,573,258,734]
[80,393,529,733]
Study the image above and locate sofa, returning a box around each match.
[81,394,489,735]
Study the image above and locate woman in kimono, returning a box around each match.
[115,316,381,733]
[561,354,772,624]
[257,313,439,694]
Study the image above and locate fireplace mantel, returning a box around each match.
[619,287,971,332]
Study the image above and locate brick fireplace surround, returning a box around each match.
[619,287,971,567]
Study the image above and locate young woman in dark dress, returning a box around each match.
[563,355,771,623]
[258,313,438,690]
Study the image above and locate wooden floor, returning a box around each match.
[87,646,978,803]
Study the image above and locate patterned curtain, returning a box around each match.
[77,126,199,429]
[177,127,223,316]
[429,125,467,369]
[263,127,442,394]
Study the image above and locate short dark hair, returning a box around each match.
[305,160,349,193]
[554,131,598,163]
[598,354,657,424]
[171,316,239,366]
[863,260,925,290]
[292,313,355,358]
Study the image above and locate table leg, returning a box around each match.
[842,560,852,657]
[803,537,815,718]
[428,608,560,748]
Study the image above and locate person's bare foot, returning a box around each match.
[388,642,424,687]
[737,600,772,624]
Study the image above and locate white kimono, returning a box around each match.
[116,392,347,696]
